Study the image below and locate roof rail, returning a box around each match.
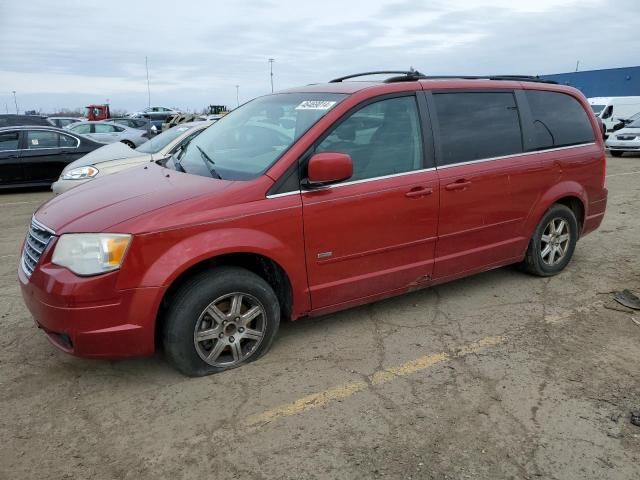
[419,75,558,84]
[329,70,427,83]
[329,72,558,85]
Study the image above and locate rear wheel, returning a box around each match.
[163,267,280,376]
[610,150,624,157]
[121,140,135,148]
[522,204,578,277]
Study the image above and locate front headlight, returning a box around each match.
[62,166,99,180]
[52,234,132,276]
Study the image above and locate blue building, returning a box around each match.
[542,66,640,97]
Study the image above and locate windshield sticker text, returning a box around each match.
[295,100,337,111]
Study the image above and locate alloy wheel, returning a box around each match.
[540,217,571,266]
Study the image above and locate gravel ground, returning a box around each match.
[1,154,639,480]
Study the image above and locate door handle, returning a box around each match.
[405,186,433,198]
[445,179,471,191]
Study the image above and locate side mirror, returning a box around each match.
[305,152,353,188]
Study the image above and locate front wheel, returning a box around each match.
[163,267,280,376]
[522,204,578,277]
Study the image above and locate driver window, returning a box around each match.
[601,105,613,119]
[316,96,423,182]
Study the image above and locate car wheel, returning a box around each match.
[121,140,135,148]
[610,151,624,157]
[162,267,280,376]
[522,204,578,277]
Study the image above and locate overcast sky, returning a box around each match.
[1,0,638,114]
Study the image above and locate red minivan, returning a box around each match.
[19,72,607,376]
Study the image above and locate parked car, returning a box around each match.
[19,72,607,376]
[161,113,201,131]
[48,117,84,129]
[66,121,149,148]
[130,106,180,121]
[109,117,153,131]
[52,121,212,194]
[611,111,640,132]
[0,126,102,188]
[0,114,51,128]
[605,117,640,156]
[588,96,640,135]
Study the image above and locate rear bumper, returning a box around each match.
[19,262,164,358]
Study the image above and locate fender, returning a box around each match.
[118,226,311,317]
[520,180,587,249]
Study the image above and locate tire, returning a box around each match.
[610,151,624,157]
[162,267,280,376]
[522,204,578,277]
[121,140,135,148]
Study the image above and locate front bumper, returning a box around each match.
[605,139,640,151]
[51,178,91,195]
[19,255,164,359]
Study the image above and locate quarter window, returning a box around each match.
[315,96,423,182]
[59,134,78,148]
[525,91,595,150]
[26,131,58,149]
[433,92,523,166]
[0,132,19,151]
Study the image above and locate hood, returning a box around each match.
[35,164,233,234]
[613,127,640,137]
[62,142,142,173]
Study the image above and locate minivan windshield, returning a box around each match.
[136,124,199,154]
[169,93,346,180]
[627,118,640,128]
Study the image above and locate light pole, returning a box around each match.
[12,91,18,114]
[145,56,151,108]
[235,85,240,107]
[268,58,275,93]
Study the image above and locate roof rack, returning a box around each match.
[329,71,557,85]
[329,70,427,83]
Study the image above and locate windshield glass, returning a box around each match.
[136,124,199,153]
[590,104,605,115]
[627,118,640,128]
[170,92,346,180]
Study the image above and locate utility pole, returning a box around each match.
[145,56,151,108]
[4,103,8,114]
[268,58,275,93]
[12,91,18,114]
[235,85,240,107]
[575,60,580,72]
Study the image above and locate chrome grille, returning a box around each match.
[617,135,636,141]
[21,218,55,278]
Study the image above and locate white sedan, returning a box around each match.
[66,121,150,148]
[605,117,640,157]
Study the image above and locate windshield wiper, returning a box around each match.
[196,145,222,179]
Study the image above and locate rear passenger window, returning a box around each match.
[525,91,595,150]
[316,96,423,182]
[433,92,522,165]
[26,131,58,149]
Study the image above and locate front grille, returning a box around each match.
[21,218,55,278]
[616,135,636,140]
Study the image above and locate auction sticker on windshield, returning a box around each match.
[295,100,337,110]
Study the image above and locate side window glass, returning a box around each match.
[94,124,114,133]
[433,92,523,165]
[72,124,91,134]
[0,132,19,151]
[601,105,613,120]
[59,134,78,148]
[526,91,595,150]
[316,96,423,182]
[26,131,58,149]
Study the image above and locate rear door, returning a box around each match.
[20,130,65,183]
[0,130,23,185]
[91,123,121,143]
[301,94,439,310]
[427,90,534,280]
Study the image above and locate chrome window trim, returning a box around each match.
[265,142,596,198]
[436,142,596,170]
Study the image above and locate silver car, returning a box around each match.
[66,121,149,148]
[51,121,212,194]
[605,117,640,157]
